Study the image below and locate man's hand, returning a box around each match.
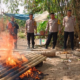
[59,31,61,34]
[35,29,37,34]
[25,31,27,35]
[45,31,48,34]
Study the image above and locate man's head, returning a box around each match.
[11,16,14,21]
[67,10,72,17]
[29,13,33,20]
[50,13,55,19]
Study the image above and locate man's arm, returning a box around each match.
[25,21,27,34]
[16,24,19,29]
[34,21,37,34]
[58,20,61,33]
[63,18,65,26]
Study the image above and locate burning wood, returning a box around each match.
[0,32,28,67]
[20,67,43,80]
[0,32,46,80]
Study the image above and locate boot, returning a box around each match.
[27,44,30,49]
[32,45,34,49]
[45,45,48,49]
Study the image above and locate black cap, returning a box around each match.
[29,13,33,16]
[50,13,54,15]
[67,10,72,12]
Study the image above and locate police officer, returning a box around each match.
[63,10,76,50]
[45,13,61,49]
[25,13,37,49]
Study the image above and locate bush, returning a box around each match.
[18,32,25,38]
[37,21,48,33]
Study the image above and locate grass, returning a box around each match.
[18,32,26,38]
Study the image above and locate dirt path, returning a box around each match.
[17,38,80,80]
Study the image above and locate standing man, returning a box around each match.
[45,13,61,49]
[7,16,19,49]
[14,21,19,48]
[25,13,37,49]
[63,10,76,50]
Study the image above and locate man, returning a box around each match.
[14,21,19,48]
[45,13,61,49]
[25,13,37,49]
[63,10,76,50]
[7,16,19,49]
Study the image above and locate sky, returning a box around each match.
[0,0,24,14]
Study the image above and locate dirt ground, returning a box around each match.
[17,38,80,80]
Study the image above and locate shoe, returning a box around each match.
[32,45,34,49]
[53,46,55,49]
[72,48,74,51]
[45,47,48,49]
[27,47,30,49]
[27,45,30,49]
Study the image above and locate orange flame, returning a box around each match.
[20,67,42,79]
[0,32,28,67]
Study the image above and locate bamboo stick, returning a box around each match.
[0,53,43,74]
[0,54,44,77]
[1,55,46,80]
[7,57,46,80]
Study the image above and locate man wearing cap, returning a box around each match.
[25,13,37,49]
[63,10,76,50]
[45,13,61,49]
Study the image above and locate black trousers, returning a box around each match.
[27,33,34,46]
[46,32,58,48]
[64,31,74,49]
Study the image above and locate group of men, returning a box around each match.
[45,10,75,51]
[7,10,75,51]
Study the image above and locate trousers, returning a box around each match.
[64,31,74,49]
[27,33,34,46]
[46,32,58,48]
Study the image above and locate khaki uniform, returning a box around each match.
[45,18,61,49]
[63,16,75,32]
[63,16,76,50]
[25,19,37,48]
[46,19,61,32]
[26,19,37,33]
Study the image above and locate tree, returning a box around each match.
[3,0,22,13]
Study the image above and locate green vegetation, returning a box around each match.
[2,0,80,46]
[37,21,48,33]
[18,32,25,38]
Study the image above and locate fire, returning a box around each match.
[0,32,28,67]
[0,32,43,80]
[6,56,21,67]
[20,67,42,79]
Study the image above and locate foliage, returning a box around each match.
[37,21,48,33]
[18,32,25,38]
[3,0,79,46]
[3,0,22,13]
[15,19,26,28]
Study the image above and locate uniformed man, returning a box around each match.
[63,10,76,50]
[25,13,37,49]
[7,16,19,49]
[45,13,61,49]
